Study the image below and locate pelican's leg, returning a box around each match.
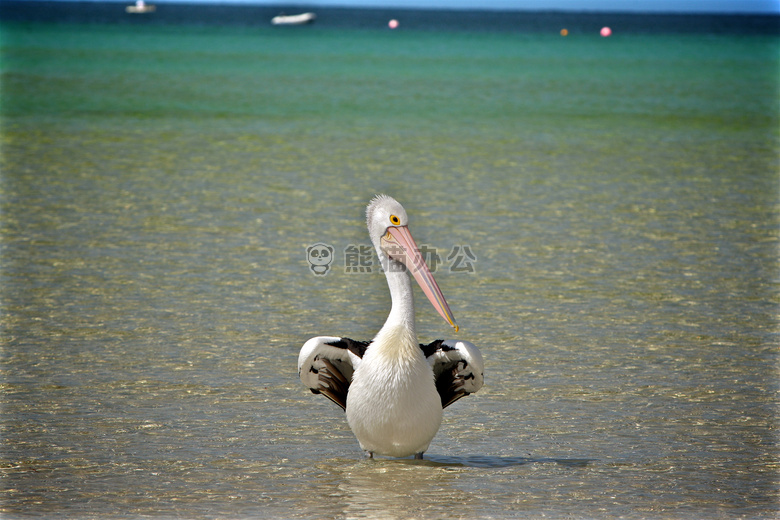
[364,450,374,459]
[414,452,424,460]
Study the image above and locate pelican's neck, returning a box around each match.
[373,256,418,356]
[384,264,415,333]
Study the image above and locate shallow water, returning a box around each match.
[1,20,779,518]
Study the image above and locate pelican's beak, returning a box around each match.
[381,225,459,331]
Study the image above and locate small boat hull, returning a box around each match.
[126,1,155,13]
[271,12,316,25]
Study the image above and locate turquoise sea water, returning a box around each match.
[1,17,779,518]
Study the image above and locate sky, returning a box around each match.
[117,0,780,14]
[312,0,778,13]
[35,0,780,13]
[115,0,777,13]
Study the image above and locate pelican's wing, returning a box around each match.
[422,339,484,408]
[298,336,370,410]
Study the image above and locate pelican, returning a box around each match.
[298,195,483,459]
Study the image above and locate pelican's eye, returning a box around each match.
[389,214,401,225]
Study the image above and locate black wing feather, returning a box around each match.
[327,337,371,359]
[312,357,351,410]
[420,339,480,409]
[307,338,370,411]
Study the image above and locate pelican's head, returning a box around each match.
[366,194,458,331]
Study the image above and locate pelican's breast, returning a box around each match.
[345,335,443,457]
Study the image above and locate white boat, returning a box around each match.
[126,0,155,13]
[271,12,316,25]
